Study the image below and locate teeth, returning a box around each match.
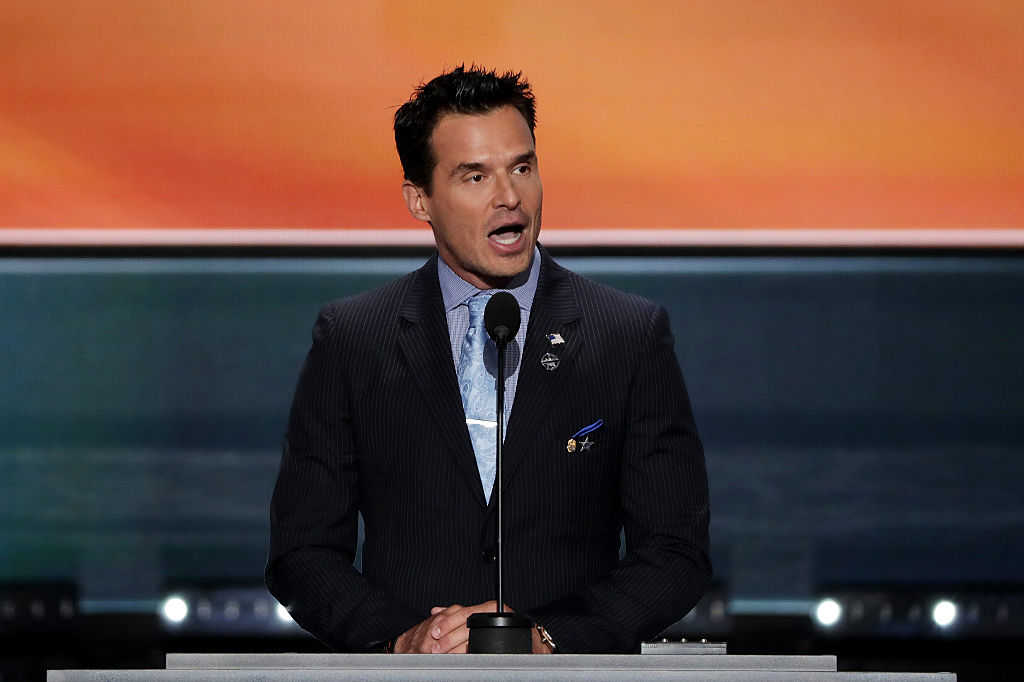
[491,231,521,245]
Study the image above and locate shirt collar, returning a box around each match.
[438,245,541,313]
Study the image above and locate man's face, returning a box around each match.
[403,105,543,289]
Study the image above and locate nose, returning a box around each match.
[493,172,522,211]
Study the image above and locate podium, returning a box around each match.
[46,653,957,681]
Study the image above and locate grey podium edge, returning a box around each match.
[641,641,727,654]
[48,670,957,682]
[165,652,836,671]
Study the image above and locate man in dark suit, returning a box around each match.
[266,65,710,655]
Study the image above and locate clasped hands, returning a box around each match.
[393,601,551,654]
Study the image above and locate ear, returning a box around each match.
[401,181,432,223]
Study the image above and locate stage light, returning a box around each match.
[275,602,294,623]
[815,598,842,627]
[161,596,188,624]
[932,600,957,628]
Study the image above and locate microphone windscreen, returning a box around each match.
[484,291,521,343]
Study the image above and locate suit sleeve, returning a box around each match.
[524,304,712,653]
[265,306,421,650]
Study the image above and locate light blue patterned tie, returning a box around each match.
[457,291,498,503]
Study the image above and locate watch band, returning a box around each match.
[535,623,557,652]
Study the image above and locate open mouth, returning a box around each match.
[488,223,525,245]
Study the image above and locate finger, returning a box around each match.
[394,624,422,654]
[433,602,493,641]
[465,601,500,616]
[417,622,442,653]
[428,618,465,654]
[417,627,439,654]
[429,612,456,641]
[430,603,463,629]
[458,602,496,620]
[433,609,472,640]
[438,623,470,653]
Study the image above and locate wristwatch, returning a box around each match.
[535,623,557,652]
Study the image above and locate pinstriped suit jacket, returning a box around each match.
[266,245,711,653]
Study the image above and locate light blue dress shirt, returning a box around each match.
[438,246,541,436]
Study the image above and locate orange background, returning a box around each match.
[2,0,1023,232]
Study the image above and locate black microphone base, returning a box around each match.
[467,612,533,653]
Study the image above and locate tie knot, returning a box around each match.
[466,291,495,324]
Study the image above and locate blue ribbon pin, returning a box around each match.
[571,419,604,439]
[567,419,604,453]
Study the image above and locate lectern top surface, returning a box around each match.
[166,652,836,671]
[49,670,957,682]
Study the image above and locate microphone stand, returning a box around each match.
[467,323,533,654]
[496,332,507,613]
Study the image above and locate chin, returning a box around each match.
[471,262,526,288]
[495,253,532,274]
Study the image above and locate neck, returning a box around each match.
[440,252,536,291]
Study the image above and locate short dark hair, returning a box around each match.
[394,65,536,193]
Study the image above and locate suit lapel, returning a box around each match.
[499,249,583,499]
[397,256,488,508]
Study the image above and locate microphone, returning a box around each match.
[484,291,521,345]
[468,291,532,653]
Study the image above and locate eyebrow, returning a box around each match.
[449,151,537,178]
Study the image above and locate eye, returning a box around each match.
[467,173,485,183]
[513,164,531,176]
